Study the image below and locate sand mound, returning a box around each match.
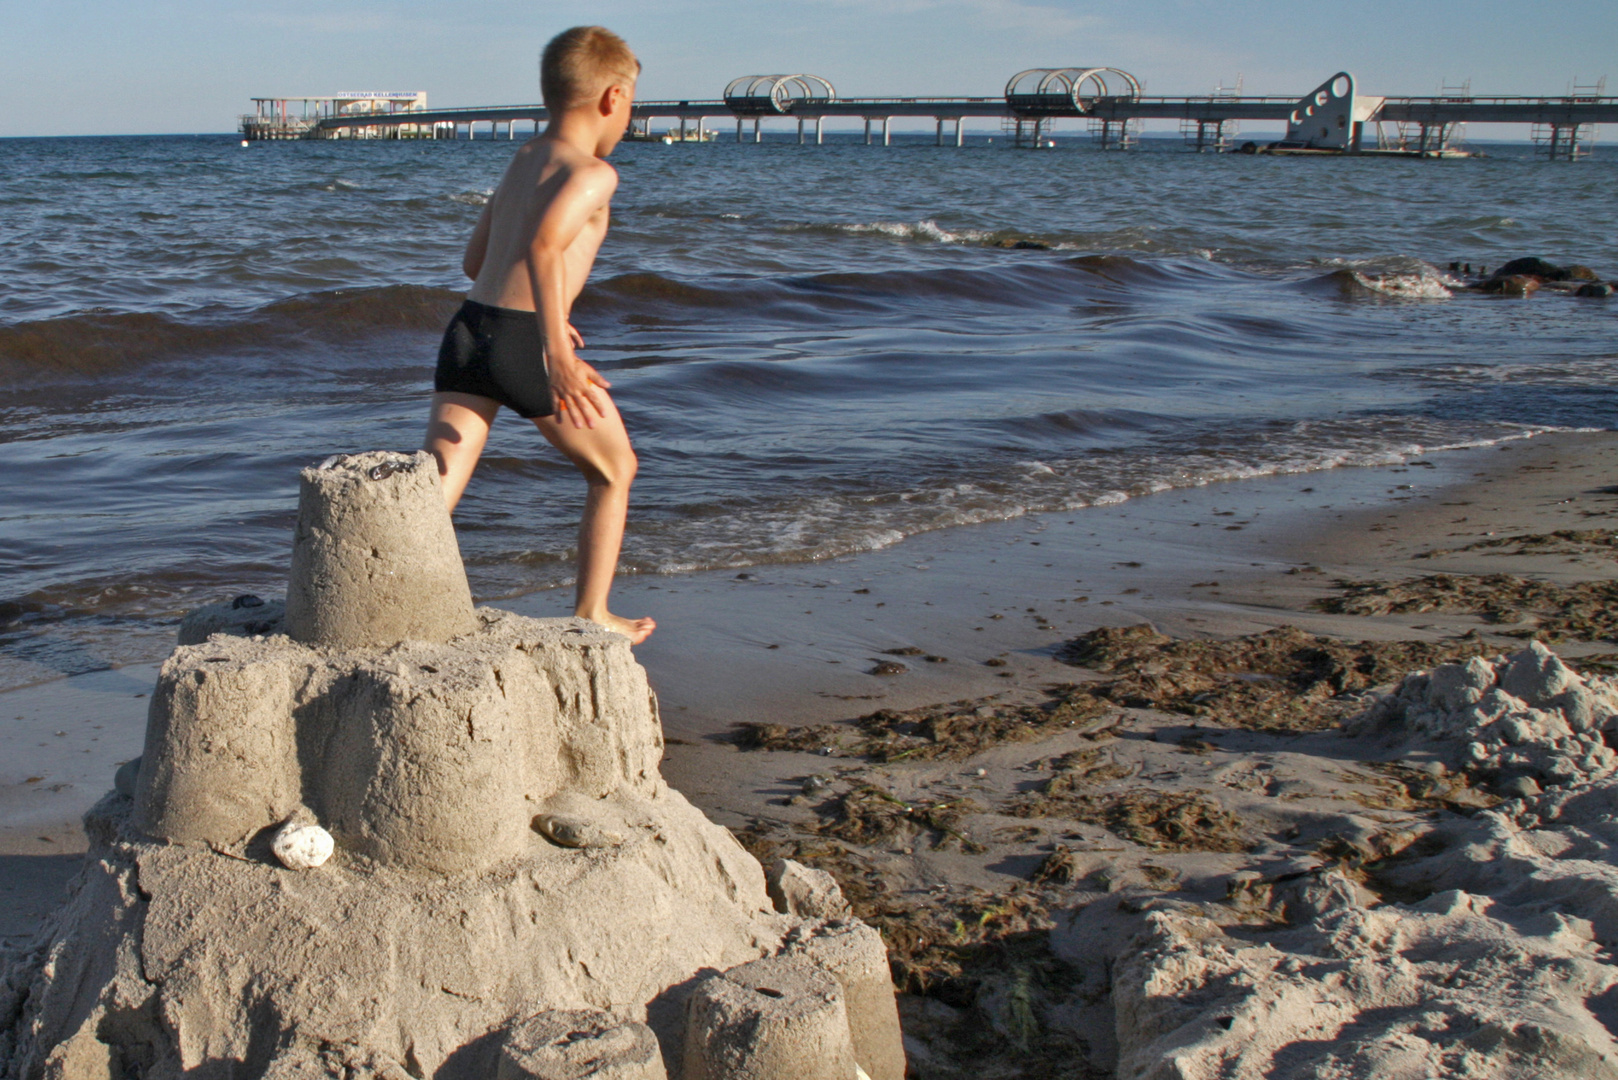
[0,452,905,1080]
[1106,641,1618,1079]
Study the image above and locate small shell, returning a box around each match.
[272,822,334,869]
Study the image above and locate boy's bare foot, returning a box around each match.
[582,611,657,644]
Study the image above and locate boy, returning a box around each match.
[424,26,655,644]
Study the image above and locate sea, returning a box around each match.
[2,130,1615,690]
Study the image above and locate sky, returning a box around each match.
[0,0,1614,137]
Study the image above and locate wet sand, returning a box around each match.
[6,430,1617,1031]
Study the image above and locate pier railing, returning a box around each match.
[253,72,1616,157]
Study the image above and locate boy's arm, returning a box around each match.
[526,162,618,428]
[462,202,493,280]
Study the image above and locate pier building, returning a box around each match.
[241,92,431,141]
[243,70,1615,159]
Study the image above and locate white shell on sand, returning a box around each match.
[270,821,333,870]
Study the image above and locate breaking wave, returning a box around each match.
[0,285,464,382]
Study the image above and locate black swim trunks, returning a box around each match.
[433,300,555,418]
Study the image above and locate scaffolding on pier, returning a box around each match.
[1534,76,1604,160]
[1180,75,1242,151]
[1088,115,1140,149]
[1373,79,1469,156]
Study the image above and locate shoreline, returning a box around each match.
[4,429,1615,946]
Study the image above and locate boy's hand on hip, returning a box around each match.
[552,357,611,429]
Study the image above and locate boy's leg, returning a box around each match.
[424,392,499,512]
[533,391,656,644]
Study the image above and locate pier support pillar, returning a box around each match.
[753,118,762,143]
[816,116,824,145]
[797,117,804,145]
[935,118,943,146]
[736,117,744,144]
[863,117,872,146]
[956,119,964,147]
[882,117,891,146]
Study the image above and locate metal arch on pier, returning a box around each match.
[722,74,837,116]
[1004,67,1142,117]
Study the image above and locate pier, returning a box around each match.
[245,69,1616,159]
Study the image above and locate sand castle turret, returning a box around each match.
[1,451,905,1080]
[285,451,476,647]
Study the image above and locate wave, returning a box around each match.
[784,218,1222,261]
[576,255,1190,320]
[0,285,463,382]
[619,421,1568,578]
[1,250,1429,384]
[1304,257,1455,300]
[788,219,998,245]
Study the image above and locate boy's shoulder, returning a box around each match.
[519,135,619,179]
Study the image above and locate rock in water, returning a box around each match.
[1489,256,1566,281]
[1479,273,1540,296]
[0,452,904,1080]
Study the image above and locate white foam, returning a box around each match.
[811,220,995,245]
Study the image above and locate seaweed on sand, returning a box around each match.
[1011,786,1251,854]
[741,624,1492,759]
[735,693,1115,761]
[733,721,843,753]
[1054,623,1492,732]
[1311,827,1451,906]
[816,784,987,853]
[1316,573,1618,643]
[1338,762,1499,813]
[853,696,1113,762]
[1417,528,1618,560]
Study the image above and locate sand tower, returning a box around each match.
[1,451,905,1080]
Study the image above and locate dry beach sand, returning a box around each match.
[8,430,1618,1077]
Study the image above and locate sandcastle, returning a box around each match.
[0,451,905,1080]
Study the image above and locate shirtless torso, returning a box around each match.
[466,137,610,316]
[422,72,655,645]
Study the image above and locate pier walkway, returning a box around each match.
[249,68,1617,159]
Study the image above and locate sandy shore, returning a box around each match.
[8,429,1618,1072]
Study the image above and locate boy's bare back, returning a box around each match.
[466,138,616,318]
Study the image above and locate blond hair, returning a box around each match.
[541,26,639,110]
